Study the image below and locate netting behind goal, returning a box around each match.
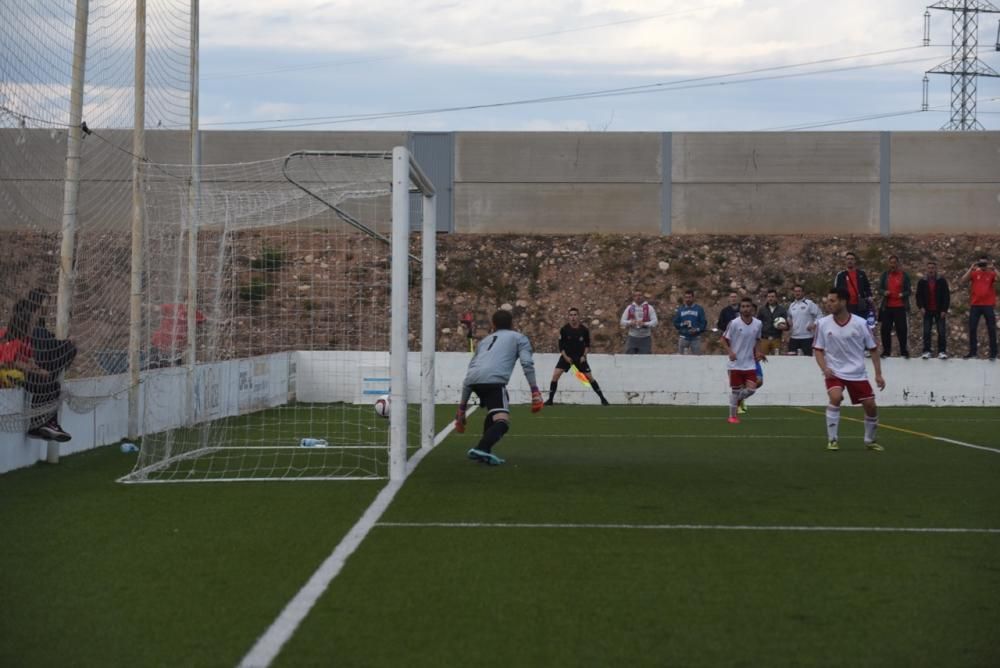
[119,149,436,482]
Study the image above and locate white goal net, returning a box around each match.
[118,148,436,483]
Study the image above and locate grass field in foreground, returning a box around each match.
[2,404,999,667]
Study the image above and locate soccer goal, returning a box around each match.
[118,147,436,483]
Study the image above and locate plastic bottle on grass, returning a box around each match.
[299,438,329,448]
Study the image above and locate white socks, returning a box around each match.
[729,388,756,417]
[864,414,879,444]
[826,405,840,442]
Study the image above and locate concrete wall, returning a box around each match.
[3,129,998,234]
[3,352,997,475]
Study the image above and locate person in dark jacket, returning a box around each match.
[833,251,873,318]
[757,289,790,355]
[915,260,950,359]
[877,255,911,358]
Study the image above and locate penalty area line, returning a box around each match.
[796,407,1000,455]
[238,407,476,668]
[376,521,1000,535]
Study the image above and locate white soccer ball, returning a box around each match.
[374,394,390,419]
[773,316,788,330]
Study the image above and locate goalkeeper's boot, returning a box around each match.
[865,442,884,452]
[737,400,747,415]
[826,440,839,451]
[467,448,504,466]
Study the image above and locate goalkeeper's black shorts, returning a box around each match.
[555,356,591,373]
[470,383,510,415]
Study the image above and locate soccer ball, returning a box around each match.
[773,316,788,330]
[374,394,390,419]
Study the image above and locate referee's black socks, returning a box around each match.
[477,420,509,453]
[548,381,558,402]
[591,380,607,401]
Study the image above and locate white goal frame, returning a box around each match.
[117,146,436,484]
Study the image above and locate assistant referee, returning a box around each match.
[546,307,610,406]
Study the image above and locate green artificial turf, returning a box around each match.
[3,404,999,667]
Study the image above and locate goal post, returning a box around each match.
[117,147,436,483]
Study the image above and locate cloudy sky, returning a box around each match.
[196,0,1000,132]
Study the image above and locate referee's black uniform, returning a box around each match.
[556,324,591,372]
[548,324,609,405]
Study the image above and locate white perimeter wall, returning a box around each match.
[2,352,996,474]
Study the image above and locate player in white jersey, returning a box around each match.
[813,287,886,452]
[454,309,543,465]
[720,297,766,424]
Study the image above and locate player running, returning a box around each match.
[454,309,543,466]
[813,287,886,452]
[546,307,610,406]
[720,297,766,424]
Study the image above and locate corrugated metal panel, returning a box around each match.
[408,132,454,232]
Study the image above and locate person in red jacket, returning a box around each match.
[877,255,911,358]
[915,260,950,359]
[961,256,997,360]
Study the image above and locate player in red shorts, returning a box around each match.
[720,297,766,424]
[813,287,886,451]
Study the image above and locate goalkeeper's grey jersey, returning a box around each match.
[463,329,538,389]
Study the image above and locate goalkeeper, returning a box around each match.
[455,309,542,466]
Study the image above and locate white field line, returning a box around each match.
[505,434,807,439]
[376,521,1000,535]
[238,407,476,668]
[931,437,1000,455]
[795,407,1000,455]
[541,416,809,421]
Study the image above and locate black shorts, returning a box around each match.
[469,383,510,415]
[555,356,591,373]
[788,338,813,355]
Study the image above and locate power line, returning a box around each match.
[212,55,947,131]
[198,46,942,130]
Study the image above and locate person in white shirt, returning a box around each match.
[787,284,822,356]
[620,290,658,354]
[813,287,886,452]
[720,297,766,424]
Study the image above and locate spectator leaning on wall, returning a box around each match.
[915,259,950,360]
[673,289,707,355]
[834,251,873,318]
[757,289,790,355]
[620,289,658,355]
[787,284,822,356]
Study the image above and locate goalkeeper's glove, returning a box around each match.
[454,405,467,433]
[530,387,544,413]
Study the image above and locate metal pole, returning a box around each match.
[127,0,146,440]
[420,193,436,452]
[389,147,409,481]
[185,0,200,425]
[51,0,91,464]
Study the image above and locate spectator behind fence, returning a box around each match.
[673,289,707,355]
[757,289,790,355]
[961,256,997,360]
[834,251,873,318]
[877,255,911,358]
[787,284,822,356]
[0,296,71,441]
[620,290,658,354]
[716,291,740,334]
[149,303,206,368]
[915,260,950,360]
